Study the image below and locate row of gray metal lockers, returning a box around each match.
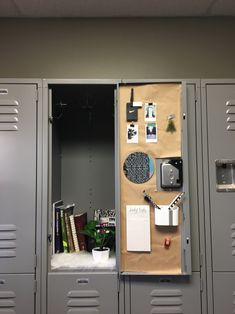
[0,78,234,314]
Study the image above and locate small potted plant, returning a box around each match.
[81,220,115,263]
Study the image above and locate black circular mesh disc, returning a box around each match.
[123,152,154,184]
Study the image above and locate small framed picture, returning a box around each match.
[144,102,156,122]
[145,123,157,143]
[127,123,138,143]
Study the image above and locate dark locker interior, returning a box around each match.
[50,84,116,220]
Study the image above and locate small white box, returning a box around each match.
[154,205,179,226]
[132,101,143,108]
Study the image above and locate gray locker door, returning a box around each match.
[206,84,235,271]
[130,273,201,314]
[213,272,235,314]
[48,272,118,314]
[213,273,235,314]
[0,84,37,273]
[0,274,34,314]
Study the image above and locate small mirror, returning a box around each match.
[123,152,154,184]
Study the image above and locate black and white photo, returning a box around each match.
[127,123,138,143]
[144,102,156,122]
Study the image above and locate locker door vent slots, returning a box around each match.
[231,223,235,256]
[0,100,19,131]
[150,289,183,314]
[233,290,235,313]
[226,99,235,131]
[0,225,17,258]
[67,290,100,314]
[0,290,16,314]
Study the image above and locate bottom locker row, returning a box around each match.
[46,272,235,314]
[1,272,235,313]
[47,272,201,314]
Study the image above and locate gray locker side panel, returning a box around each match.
[130,273,201,314]
[0,84,37,273]
[0,274,34,314]
[48,273,118,314]
[206,84,235,271]
[187,83,200,272]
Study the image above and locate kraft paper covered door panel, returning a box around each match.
[119,83,189,274]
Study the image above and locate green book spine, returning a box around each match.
[60,209,68,253]
[64,209,75,253]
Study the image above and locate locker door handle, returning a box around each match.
[159,278,172,283]
[76,278,89,284]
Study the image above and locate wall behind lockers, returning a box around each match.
[0,17,235,78]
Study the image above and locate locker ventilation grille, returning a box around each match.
[231,224,235,256]
[150,289,183,314]
[226,100,235,131]
[67,290,100,314]
[0,225,17,258]
[0,100,19,131]
[0,290,16,313]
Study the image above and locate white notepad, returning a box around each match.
[126,205,151,252]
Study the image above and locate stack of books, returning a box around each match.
[52,201,87,254]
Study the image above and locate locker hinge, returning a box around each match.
[34,254,37,268]
[48,234,52,243]
[35,88,39,103]
[200,277,204,292]
[117,274,121,294]
[200,253,203,268]
[114,88,118,107]
[195,88,199,104]
[34,280,37,293]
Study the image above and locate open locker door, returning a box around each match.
[117,80,191,275]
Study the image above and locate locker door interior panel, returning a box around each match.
[206,84,235,271]
[130,273,201,314]
[0,84,37,273]
[48,273,118,314]
[0,274,34,314]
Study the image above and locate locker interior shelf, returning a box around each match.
[51,251,116,270]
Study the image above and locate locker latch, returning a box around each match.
[48,234,52,243]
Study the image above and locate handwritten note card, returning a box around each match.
[126,205,151,252]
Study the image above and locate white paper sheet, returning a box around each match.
[126,205,151,252]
